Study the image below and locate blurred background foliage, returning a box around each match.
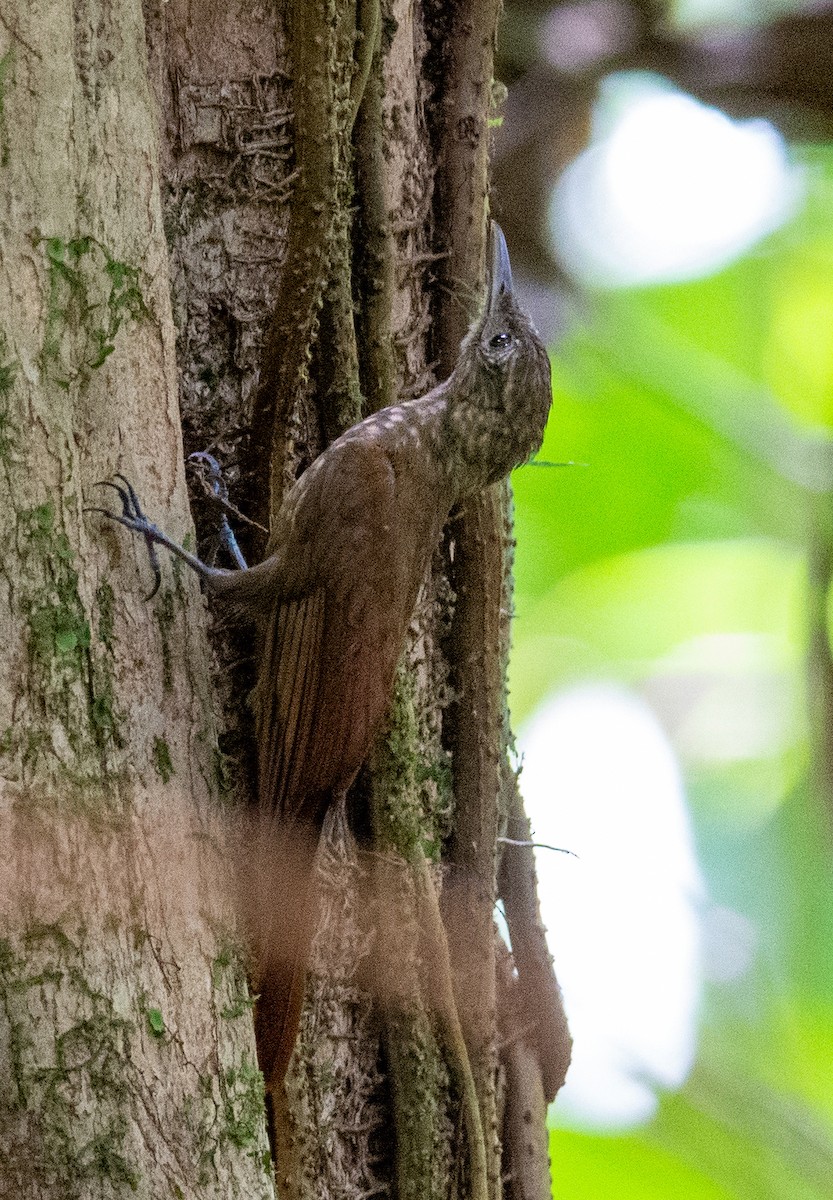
[496,0,833,1195]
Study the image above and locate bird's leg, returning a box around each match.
[188,451,268,571]
[87,473,233,600]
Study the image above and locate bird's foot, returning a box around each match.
[87,473,215,599]
[188,451,266,570]
[188,451,232,507]
[189,451,267,531]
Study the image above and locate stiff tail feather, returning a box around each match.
[239,808,326,1091]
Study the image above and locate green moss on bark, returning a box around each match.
[0,926,141,1195]
[37,235,148,387]
[8,501,126,793]
[151,736,174,783]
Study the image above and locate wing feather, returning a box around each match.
[254,587,325,823]
[241,428,450,1088]
[250,437,404,822]
[281,589,326,805]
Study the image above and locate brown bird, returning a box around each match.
[91,221,552,1091]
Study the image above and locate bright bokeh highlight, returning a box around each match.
[550,75,802,286]
[508,75,833,1194]
[519,684,703,1127]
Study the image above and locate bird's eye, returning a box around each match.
[488,331,512,351]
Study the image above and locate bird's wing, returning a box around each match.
[251,436,399,824]
[254,587,326,821]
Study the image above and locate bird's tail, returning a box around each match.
[239,810,325,1092]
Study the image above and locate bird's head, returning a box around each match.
[445,222,552,488]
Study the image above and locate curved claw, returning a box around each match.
[84,504,136,531]
[92,480,123,493]
[188,451,222,473]
[87,472,219,594]
[188,451,229,502]
[188,451,220,470]
[187,450,267,541]
[143,552,162,601]
[87,475,164,599]
[114,473,149,520]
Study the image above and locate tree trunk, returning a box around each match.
[0,1,569,1197]
[0,0,272,1196]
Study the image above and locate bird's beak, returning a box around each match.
[487,220,513,315]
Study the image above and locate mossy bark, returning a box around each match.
[0,2,271,1196]
[1,1,565,1198]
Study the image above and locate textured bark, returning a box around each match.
[427,3,509,1196]
[0,1,271,1197]
[499,967,552,1200]
[1,2,566,1197]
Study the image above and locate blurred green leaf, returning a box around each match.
[516,142,833,1200]
[549,1126,733,1199]
[510,539,805,724]
[651,1063,833,1200]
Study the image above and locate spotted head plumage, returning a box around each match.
[443,222,552,490]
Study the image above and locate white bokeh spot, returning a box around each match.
[517,683,704,1128]
[550,74,802,286]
